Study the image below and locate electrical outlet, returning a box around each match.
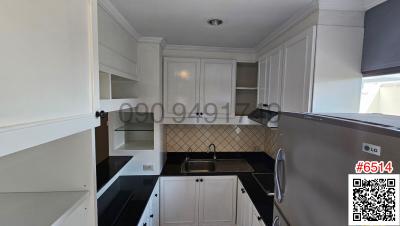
[143,164,154,171]
[362,143,381,156]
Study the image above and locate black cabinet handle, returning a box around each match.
[262,104,268,107]
[200,112,203,116]
[257,216,262,221]
[196,112,199,116]
[95,111,105,118]
[155,194,158,197]
[241,188,245,194]
[143,223,147,226]
[200,178,203,182]
[196,179,199,182]
[150,214,154,218]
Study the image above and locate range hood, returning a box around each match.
[248,108,279,127]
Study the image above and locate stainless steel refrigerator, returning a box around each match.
[272,113,400,226]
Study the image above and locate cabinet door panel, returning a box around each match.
[163,58,200,117]
[200,60,236,118]
[198,176,237,226]
[257,57,268,107]
[281,28,315,113]
[0,0,98,127]
[267,47,283,111]
[160,177,198,226]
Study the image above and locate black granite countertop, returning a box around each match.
[97,152,275,226]
[161,152,275,225]
[96,156,133,191]
[97,176,158,226]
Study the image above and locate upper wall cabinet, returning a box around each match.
[0,0,99,157]
[281,28,315,113]
[258,23,363,114]
[98,6,138,81]
[258,28,314,113]
[163,57,236,118]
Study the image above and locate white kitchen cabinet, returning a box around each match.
[0,0,100,157]
[160,177,199,226]
[257,57,268,108]
[251,206,265,226]
[257,23,363,114]
[138,180,160,226]
[266,47,284,112]
[237,180,253,226]
[163,58,236,119]
[163,58,201,118]
[198,176,237,226]
[281,27,315,113]
[200,59,236,118]
[160,176,237,226]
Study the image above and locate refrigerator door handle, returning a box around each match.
[272,216,280,226]
[275,148,286,203]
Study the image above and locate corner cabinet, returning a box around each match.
[163,58,236,119]
[160,176,237,226]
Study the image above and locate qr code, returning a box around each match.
[349,174,400,225]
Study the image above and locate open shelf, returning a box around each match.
[235,62,258,116]
[115,123,154,132]
[99,71,139,113]
[0,191,89,226]
[236,87,258,91]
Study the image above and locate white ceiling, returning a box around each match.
[110,0,313,48]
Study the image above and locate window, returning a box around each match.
[360,73,400,116]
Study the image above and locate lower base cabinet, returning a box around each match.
[138,180,160,226]
[237,180,266,226]
[160,176,237,226]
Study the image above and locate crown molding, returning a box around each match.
[139,37,165,44]
[318,0,386,11]
[255,0,318,53]
[164,44,256,54]
[98,0,141,40]
[364,0,387,10]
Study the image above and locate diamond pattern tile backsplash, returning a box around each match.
[165,125,266,152]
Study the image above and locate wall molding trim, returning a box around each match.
[98,0,141,40]
[164,44,256,54]
[255,0,318,53]
[138,37,165,44]
[319,0,387,11]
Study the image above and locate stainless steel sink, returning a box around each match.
[181,159,216,173]
[181,159,254,173]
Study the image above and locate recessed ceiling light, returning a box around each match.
[207,18,223,26]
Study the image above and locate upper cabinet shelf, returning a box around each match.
[0,191,89,226]
[115,123,154,132]
[236,87,258,91]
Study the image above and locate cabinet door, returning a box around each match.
[198,176,237,226]
[257,57,268,108]
[266,47,283,112]
[251,206,265,226]
[160,177,198,226]
[0,0,99,128]
[281,27,315,113]
[200,59,236,118]
[152,181,160,226]
[237,180,253,226]
[163,58,201,118]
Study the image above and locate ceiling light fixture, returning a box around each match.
[207,18,223,26]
